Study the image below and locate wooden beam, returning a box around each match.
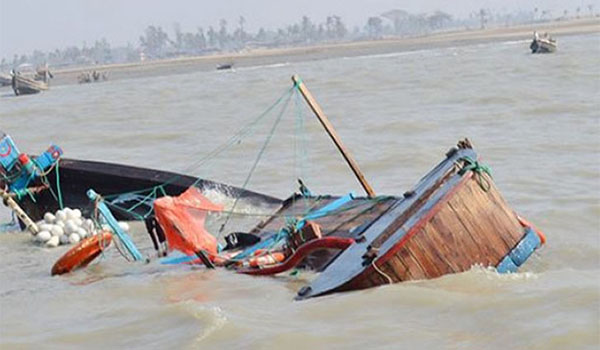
[0,188,39,234]
[292,75,376,197]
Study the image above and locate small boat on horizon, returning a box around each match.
[530,31,557,53]
[216,63,234,70]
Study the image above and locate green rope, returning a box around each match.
[55,161,64,209]
[13,188,37,203]
[458,156,492,192]
[101,86,295,211]
[219,91,293,235]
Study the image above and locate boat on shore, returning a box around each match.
[1,76,545,299]
[530,31,557,53]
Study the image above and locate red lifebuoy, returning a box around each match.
[51,231,112,276]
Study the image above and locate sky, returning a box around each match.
[0,0,595,59]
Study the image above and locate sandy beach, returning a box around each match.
[20,18,600,86]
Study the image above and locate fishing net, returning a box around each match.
[153,187,224,256]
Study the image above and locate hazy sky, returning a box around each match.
[0,0,595,58]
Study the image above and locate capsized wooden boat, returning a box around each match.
[194,76,544,298]
[294,140,544,299]
[10,75,542,297]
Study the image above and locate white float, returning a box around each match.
[34,207,105,248]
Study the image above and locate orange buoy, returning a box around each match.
[51,230,112,276]
[248,252,286,268]
[235,251,286,268]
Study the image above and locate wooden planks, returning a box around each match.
[342,172,526,290]
[247,194,398,271]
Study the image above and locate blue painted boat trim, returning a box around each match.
[496,227,540,273]
[496,255,519,273]
[87,189,144,261]
[235,192,356,260]
[160,254,196,265]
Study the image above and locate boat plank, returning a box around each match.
[461,177,522,250]
[418,222,459,274]
[430,203,491,270]
[402,228,446,278]
[448,180,512,260]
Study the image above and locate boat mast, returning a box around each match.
[291,74,376,198]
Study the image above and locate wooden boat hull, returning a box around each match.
[12,75,48,95]
[296,144,543,299]
[17,158,282,223]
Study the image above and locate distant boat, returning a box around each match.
[11,63,52,96]
[216,63,234,70]
[78,70,108,84]
[0,73,11,87]
[530,31,557,53]
[12,75,49,95]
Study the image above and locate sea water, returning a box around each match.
[0,33,598,349]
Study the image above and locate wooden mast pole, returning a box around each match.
[291,75,376,197]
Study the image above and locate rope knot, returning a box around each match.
[458,156,492,191]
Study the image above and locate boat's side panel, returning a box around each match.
[342,173,524,291]
[18,158,283,222]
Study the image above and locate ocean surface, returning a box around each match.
[1,33,599,349]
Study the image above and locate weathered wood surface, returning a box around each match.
[248,193,398,271]
[296,147,478,299]
[343,172,524,291]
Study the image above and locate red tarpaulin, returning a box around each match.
[154,187,224,257]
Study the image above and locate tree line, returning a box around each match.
[1,5,597,70]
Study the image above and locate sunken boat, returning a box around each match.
[146,76,546,298]
[530,31,557,53]
[2,75,545,298]
[0,132,282,227]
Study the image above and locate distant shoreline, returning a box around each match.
[38,18,600,86]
